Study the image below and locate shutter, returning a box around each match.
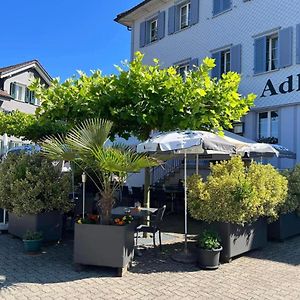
[168,6,176,35]
[139,21,146,47]
[230,44,242,73]
[157,11,165,39]
[10,83,16,98]
[213,0,221,15]
[25,88,30,103]
[211,51,221,79]
[279,27,293,68]
[175,5,181,32]
[189,58,199,71]
[190,0,200,26]
[145,21,151,44]
[297,24,300,64]
[254,36,267,74]
[222,0,232,11]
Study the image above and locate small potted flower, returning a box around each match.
[114,214,134,226]
[23,230,43,254]
[197,230,222,270]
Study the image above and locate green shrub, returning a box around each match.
[0,153,72,215]
[188,156,288,225]
[279,165,300,215]
[23,230,43,240]
[197,230,221,250]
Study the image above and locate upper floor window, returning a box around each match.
[258,111,279,142]
[266,34,278,71]
[150,19,158,43]
[180,2,191,30]
[213,0,232,16]
[178,63,190,80]
[221,49,231,74]
[10,83,24,101]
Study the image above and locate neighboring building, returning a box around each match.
[0,60,52,152]
[116,0,300,168]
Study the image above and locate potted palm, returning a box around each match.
[188,156,287,263]
[42,118,159,276]
[197,230,222,270]
[23,230,43,254]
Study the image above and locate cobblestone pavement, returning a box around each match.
[0,232,299,300]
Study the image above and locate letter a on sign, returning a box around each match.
[261,79,278,97]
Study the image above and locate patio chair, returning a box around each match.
[135,205,166,251]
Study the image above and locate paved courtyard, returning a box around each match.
[0,231,299,300]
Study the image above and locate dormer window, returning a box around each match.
[180,2,191,29]
[10,83,24,101]
[150,19,158,43]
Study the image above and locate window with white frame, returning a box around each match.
[266,34,278,71]
[258,111,279,141]
[178,63,189,80]
[180,2,191,30]
[221,49,231,74]
[14,84,24,101]
[149,19,158,43]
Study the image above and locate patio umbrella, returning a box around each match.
[137,130,237,263]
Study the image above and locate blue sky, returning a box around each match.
[0,1,141,81]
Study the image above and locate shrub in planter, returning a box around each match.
[0,153,71,240]
[197,230,222,269]
[23,230,43,254]
[268,165,300,240]
[188,156,287,261]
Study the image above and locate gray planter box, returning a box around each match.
[74,222,135,276]
[206,218,267,263]
[268,212,300,241]
[8,211,63,242]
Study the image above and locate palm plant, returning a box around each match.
[41,118,159,225]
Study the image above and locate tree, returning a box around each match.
[41,118,159,224]
[0,52,256,142]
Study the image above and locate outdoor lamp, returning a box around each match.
[82,172,87,183]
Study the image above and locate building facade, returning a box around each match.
[0,60,51,152]
[116,0,300,168]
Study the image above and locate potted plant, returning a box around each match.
[197,230,222,270]
[41,118,159,276]
[0,153,71,241]
[268,165,300,241]
[23,230,43,254]
[188,156,287,263]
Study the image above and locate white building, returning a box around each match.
[116,0,300,168]
[0,60,51,152]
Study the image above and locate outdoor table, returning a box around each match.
[111,206,158,219]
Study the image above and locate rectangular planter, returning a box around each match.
[8,211,63,242]
[268,212,300,241]
[206,218,267,263]
[74,222,135,275]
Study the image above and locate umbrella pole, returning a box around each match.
[184,151,188,253]
[196,154,199,175]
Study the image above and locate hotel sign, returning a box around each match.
[261,74,300,97]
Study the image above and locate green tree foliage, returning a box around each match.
[0,52,256,141]
[187,156,288,225]
[0,153,71,215]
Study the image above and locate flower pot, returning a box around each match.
[204,218,267,263]
[197,247,222,270]
[23,239,43,253]
[268,212,300,241]
[8,211,63,242]
[74,222,136,276]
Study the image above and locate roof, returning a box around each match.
[115,0,156,26]
[0,89,13,100]
[0,59,52,85]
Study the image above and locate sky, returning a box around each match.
[0,1,141,81]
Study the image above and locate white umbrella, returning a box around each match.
[137,130,237,263]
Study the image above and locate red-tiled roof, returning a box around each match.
[0,89,13,99]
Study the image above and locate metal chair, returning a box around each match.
[135,205,166,251]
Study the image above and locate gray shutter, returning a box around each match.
[190,0,199,26]
[189,58,199,71]
[279,27,293,68]
[230,44,242,73]
[145,21,151,44]
[223,0,232,11]
[168,6,176,35]
[10,83,16,98]
[211,51,221,79]
[213,0,221,15]
[254,36,267,74]
[175,5,180,32]
[297,24,300,64]
[139,21,146,47]
[157,11,165,39]
[25,88,30,103]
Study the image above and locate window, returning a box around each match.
[266,34,278,71]
[25,88,36,105]
[258,111,279,141]
[221,49,231,74]
[10,83,25,101]
[150,19,158,43]
[180,2,191,29]
[178,64,189,80]
[213,0,232,16]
